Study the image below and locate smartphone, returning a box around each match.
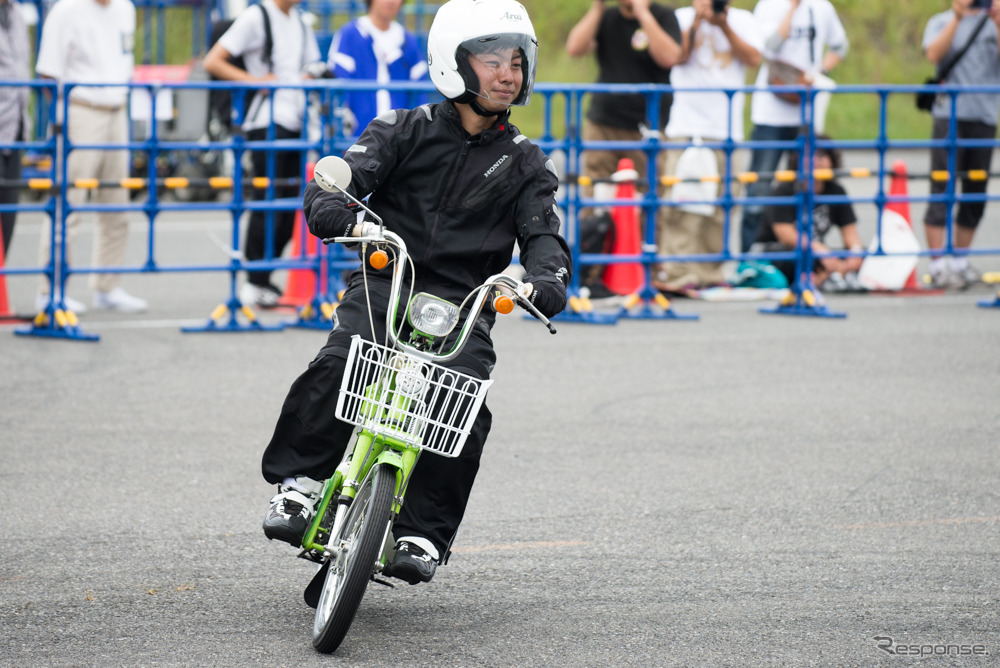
[972,0,992,10]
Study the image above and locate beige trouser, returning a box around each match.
[581,120,652,194]
[654,140,744,290]
[38,103,131,294]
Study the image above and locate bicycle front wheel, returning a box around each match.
[312,463,395,653]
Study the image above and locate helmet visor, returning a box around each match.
[457,33,538,107]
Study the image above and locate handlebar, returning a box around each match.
[326,228,556,362]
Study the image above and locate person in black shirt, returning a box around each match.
[750,141,864,292]
[567,0,682,293]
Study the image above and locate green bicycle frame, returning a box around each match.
[300,374,423,556]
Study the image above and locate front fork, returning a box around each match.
[300,430,421,564]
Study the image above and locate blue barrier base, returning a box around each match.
[285,297,337,330]
[977,291,1000,309]
[550,310,619,325]
[181,299,285,333]
[15,321,100,341]
[760,288,846,318]
[617,289,699,321]
[551,293,619,325]
[14,305,100,341]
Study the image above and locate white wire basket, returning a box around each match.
[335,335,494,457]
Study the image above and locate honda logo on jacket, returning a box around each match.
[484,154,510,178]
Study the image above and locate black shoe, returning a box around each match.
[384,541,437,584]
[262,488,315,546]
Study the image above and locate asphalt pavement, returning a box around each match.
[1,154,999,665]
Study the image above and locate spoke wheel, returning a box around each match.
[312,463,395,653]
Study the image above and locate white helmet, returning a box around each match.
[427,0,538,107]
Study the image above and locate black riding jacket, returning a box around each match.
[304,101,572,319]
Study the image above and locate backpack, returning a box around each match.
[208,4,274,133]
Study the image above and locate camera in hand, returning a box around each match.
[972,0,992,9]
[712,0,729,13]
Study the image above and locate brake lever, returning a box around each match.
[328,235,384,245]
[509,285,557,335]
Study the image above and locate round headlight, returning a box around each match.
[408,293,460,338]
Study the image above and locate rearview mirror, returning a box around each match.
[313,155,352,193]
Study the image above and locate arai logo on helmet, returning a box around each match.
[502,11,524,21]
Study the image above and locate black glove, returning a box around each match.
[303,181,357,240]
[523,274,567,318]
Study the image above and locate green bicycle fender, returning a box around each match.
[374,449,404,515]
[301,469,345,552]
[373,447,420,515]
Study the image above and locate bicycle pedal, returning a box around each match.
[371,576,396,588]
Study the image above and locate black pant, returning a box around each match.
[261,276,497,557]
[0,148,21,254]
[925,118,997,230]
[245,126,302,288]
[740,124,801,252]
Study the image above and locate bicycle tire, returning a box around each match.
[312,463,395,653]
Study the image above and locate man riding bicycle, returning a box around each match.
[259,0,572,585]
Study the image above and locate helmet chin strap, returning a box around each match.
[470,98,506,117]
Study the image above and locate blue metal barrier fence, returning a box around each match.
[2,80,998,341]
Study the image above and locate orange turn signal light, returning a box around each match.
[492,294,514,314]
[369,249,389,270]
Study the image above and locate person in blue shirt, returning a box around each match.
[327,0,430,137]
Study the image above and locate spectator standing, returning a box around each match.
[739,0,848,253]
[0,0,31,258]
[653,0,762,293]
[327,0,429,137]
[566,0,682,198]
[749,140,864,292]
[34,0,147,313]
[922,0,1000,289]
[203,0,322,308]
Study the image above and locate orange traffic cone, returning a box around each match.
[0,233,10,318]
[602,158,645,296]
[279,162,323,307]
[886,160,921,291]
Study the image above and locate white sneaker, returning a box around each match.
[93,287,149,313]
[240,282,281,308]
[35,291,88,313]
[959,264,981,285]
[821,272,849,293]
[843,271,868,293]
[929,268,967,290]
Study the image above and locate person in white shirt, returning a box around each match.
[738,0,848,253]
[203,0,322,308]
[34,0,148,314]
[653,0,762,293]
